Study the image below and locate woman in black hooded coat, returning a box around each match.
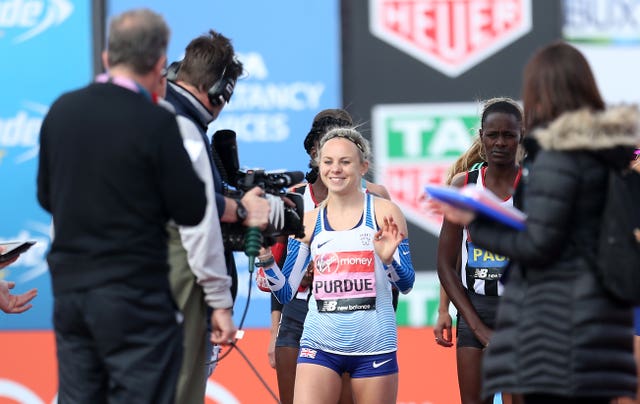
[441,42,640,404]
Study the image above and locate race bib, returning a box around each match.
[467,241,509,280]
[313,250,376,312]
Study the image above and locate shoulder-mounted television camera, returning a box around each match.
[211,129,305,251]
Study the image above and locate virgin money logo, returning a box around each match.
[315,252,340,274]
[0,0,73,43]
[369,0,532,77]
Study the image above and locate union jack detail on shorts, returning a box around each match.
[300,348,317,359]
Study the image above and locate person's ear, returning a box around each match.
[101,51,109,71]
[361,161,369,176]
[519,127,525,144]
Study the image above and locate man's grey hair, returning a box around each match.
[107,8,169,75]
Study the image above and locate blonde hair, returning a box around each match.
[318,127,371,163]
[445,137,484,185]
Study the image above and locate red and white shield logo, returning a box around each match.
[369,0,532,77]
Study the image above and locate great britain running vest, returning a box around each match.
[299,192,397,355]
[292,182,370,301]
[463,167,521,296]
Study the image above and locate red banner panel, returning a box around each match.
[0,328,459,403]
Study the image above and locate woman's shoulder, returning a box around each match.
[534,149,586,175]
[364,181,391,199]
[372,194,399,214]
[450,172,467,188]
[371,194,409,234]
[303,206,321,222]
[528,151,591,196]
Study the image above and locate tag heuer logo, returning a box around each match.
[369,0,532,77]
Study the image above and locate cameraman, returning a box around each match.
[164,30,270,404]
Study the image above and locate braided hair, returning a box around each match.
[304,109,353,183]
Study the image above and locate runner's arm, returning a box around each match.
[263,238,310,304]
[384,238,415,294]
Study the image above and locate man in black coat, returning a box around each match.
[36,8,206,404]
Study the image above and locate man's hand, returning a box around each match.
[0,256,18,269]
[210,307,237,346]
[0,280,37,314]
[241,187,271,229]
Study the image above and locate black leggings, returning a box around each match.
[523,394,609,404]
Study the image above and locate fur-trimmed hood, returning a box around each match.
[534,106,640,152]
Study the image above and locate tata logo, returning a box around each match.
[236,51,269,80]
[372,102,480,235]
[0,0,73,43]
[369,0,532,77]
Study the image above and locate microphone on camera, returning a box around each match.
[211,129,240,186]
[210,129,264,264]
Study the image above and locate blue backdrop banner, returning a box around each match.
[0,0,92,330]
[0,0,339,330]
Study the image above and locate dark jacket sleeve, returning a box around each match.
[212,164,226,219]
[468,151,580,267]
[154,113,206,226]
[36,114,51,213]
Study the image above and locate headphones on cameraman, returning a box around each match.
[208,58,241,106]
[165,61,182,82]
[165,58,241,107]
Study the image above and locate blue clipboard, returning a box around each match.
[426,185,526,230]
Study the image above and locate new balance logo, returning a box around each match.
[321,300,337,312]
[372,359,392,368]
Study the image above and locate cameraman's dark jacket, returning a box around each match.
[166,82,238,300]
